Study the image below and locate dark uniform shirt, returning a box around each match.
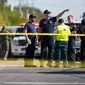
[24,22,37,39]
[78,25,85,41]
[67,23,77,42]
[39,17,57,41]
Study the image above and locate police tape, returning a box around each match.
[0,33,85,36]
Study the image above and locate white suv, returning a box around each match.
[11,35,27,56]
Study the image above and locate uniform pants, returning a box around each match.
[80,40,85,61]
[67,39,76,62]
[41,38,54,61]
[0,41,9,58]
[25,38,36,59]
[54,41,68,62]
[4,41,9,59]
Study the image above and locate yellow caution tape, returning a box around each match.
[0,33,85,36]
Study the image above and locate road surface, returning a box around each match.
[0,66,85,85]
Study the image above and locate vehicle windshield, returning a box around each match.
[16,27,24,33]
[13,36,27,46]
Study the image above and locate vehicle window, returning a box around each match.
[19,39,27,46]
[16,27,24,33]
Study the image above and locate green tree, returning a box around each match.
[8,8,21,25]
[0,0,44,26]
[0,0,7,11]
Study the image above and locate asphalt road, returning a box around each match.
[0,66,85,85]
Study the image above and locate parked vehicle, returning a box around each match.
[11,35,27,56]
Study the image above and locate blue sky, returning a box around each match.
[7,0,85,21]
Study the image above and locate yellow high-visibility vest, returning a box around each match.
[55,24,71,41]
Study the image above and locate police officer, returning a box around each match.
[39,9,69,67]
[67,15,77,67]
[54,18,71,67]
[78,19,85,68]
[24,14,38,67]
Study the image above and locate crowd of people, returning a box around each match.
[0,9,85,68]
[24,9,85,68]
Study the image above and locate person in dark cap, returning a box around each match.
[24,14,38,67]
[44,10,51,14]
[78,19,85,68]
[39,9,70,67]
[29,14,36,18]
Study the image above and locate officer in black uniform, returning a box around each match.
[78,19,85,68]
[39,9,69,67]
[67,15,77,67]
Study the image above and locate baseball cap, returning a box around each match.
[29,14,36,18]
[44,10,51,14]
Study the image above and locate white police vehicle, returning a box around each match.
[11,35,27,56]
[10,26,26,57]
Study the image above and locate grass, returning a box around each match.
[0,58,82,68]
[0,58,24,66]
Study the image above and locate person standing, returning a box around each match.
[54,18,71,67]
[78,19,85,68]
[39,9,69,67]
[67,15,77,67]
[0,26,9,60]
[24,14,38,67]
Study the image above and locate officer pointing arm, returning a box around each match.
[56,9,70,19]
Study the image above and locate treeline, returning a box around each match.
[0,0,44,26]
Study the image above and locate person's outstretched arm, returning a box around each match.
[56,9,70,19]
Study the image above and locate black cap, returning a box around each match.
[29,14,36,18]
[44,10,51,14]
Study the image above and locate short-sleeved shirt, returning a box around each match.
[39,17,57,40]
[24,22,37,39]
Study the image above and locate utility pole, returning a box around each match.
[31,0,35,14]
[18,0,23,18]
[25,0,29,19]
